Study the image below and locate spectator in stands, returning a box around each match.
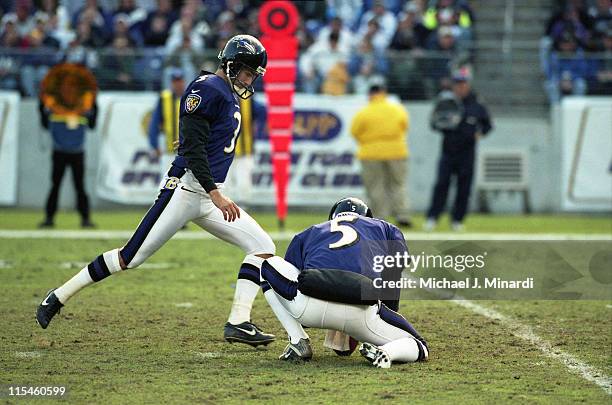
[548,4,591,49]
[356,0,397,50]
[184,0,211,46]
[322,61,350,95]
[111,0,147,47]
[350,82,413,228]
[296,18,317,53]
[363,0,404,16]
[422,0,473,50]
[225,0,251,33]
[164,15,205,87]
[37,1,71,49]
[201,0,227,26]
[97,31,137,90]
[73,17,105,48]
[546,0,593,41]
[588,29,612,95]
[244,7,261,39]
[0,15,20,91]
[112,0,146,23]
[26,11,60,48]
[0,1,10,14]
[299,31,349,93]
[355,16,389,53]
[13,0,34,37]
[423,25,457,97]
[62,23,99,67]
[20,12,61,96]
[165,5,204,55]
[71,0,111,45]
[316,16,352,53]
[167,43,201,86]
[388,3,429,100]
[544,29,589,103]
[215,10,237,46]
[295,0,328,25]
[326,0,363,31]
[40,0,71,43]
[142,0,177,47]
[390,2,429,50]
[111,13,138,47]
[349,34,389,94]
[0,13,19,47]
[588,0,611,37]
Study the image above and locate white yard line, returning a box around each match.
[194,351,220,359]
[452,299,612,395]
[0,230,610,241]
[14,351,42,358]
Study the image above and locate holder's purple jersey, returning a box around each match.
[284,214,408,280]
[173,71,240,183]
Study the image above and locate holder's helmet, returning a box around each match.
[328,197,373,220]
[218,34,267,99]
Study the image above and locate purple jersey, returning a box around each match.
[284,215,408,280]
[173,71,241,183]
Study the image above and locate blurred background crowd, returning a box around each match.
[0,0,610,103]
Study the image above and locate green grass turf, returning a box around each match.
[0,208,611,234]
[1,235,611,404]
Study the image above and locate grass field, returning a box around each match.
[1,209,611,404]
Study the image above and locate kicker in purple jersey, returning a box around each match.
[284,216,408,280]
[172,71,241,184]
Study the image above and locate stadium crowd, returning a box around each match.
[542,0,612,102]
[0,0,477,99]
[1,0,609,102]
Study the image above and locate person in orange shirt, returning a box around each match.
[350,83,412,228]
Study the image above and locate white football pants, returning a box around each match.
[262,257,424,362]
[120,167,275,268]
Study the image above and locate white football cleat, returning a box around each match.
[359,342,391,369]
[451,221,464,232]
[423,218,436,232]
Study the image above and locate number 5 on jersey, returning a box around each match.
[329,215,360,249]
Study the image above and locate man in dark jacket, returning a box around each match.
[38,99,97,228]
[424,67,492,231]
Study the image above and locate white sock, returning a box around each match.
[54,249,123,304]
[54,266,94,304]
[227,279,260,324]
[228,255,265,325]
[264,290,309,344]
[381,338,421,363]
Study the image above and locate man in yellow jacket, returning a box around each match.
[148,68,185,180]
[350,83,412,227]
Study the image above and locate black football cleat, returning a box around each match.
[224,321,275,347]
[36,289,63,329]
[279,338,313,362]
[38,219,54,228]
[81,220,97,229]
